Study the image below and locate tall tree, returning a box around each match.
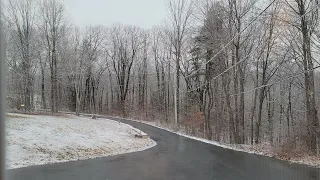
[39,0,66,113]
[6,0,37,111]
[286,0,320,154]
[107,25,142,116]
[167,0,193,126]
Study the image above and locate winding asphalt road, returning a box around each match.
[7,116,320,180]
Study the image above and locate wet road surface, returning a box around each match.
[7,116,320,180]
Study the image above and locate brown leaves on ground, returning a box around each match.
[235,142,320,167]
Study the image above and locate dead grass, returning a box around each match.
[6,111,74,119]
[6,114,27,119]
[232,142,320,167]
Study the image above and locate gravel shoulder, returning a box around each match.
[5,113,156,169]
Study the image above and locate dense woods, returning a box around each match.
[4,0,320,155]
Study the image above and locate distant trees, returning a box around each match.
[4,0,320,155]
[107,25,143,116]
[5,0,37,111]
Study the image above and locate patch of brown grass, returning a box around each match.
[6,114,27,118]
[7,111,74,119]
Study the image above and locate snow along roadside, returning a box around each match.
[119,117,320,168]
[5,113,156,169]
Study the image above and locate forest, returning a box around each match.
[3,0,320,155]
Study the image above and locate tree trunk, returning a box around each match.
[223,72,236,144]
[299,1,319,154]
[267,87,274,145]
[50,62,55,113]
[286,82,293,138]
[255,87,266,144]
[41,68,46,110]
[175,53,180,126]
[239,66,245,144]
[250,89,258,145]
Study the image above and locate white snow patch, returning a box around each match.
[5,113,156,169]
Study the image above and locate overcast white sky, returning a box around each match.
[64,0,167,29]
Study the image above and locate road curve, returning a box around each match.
[7,116,320,180]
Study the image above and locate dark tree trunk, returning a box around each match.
[255,87,266,144]
[296,0,319,154]
[41,68,46,110]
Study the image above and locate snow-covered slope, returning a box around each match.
[5,113,156,169]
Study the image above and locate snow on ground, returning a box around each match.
[5,113,156,169]
[123,117,320,168]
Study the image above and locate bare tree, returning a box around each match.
[285,0,320,154]
[167,0,193,126]
[35,30,47,110]
[6,0,37,111]
[39,0,66,113]
[227,0,257,143]
[107,25,142,116]
[254,2,284,144]
[79,26,104,113]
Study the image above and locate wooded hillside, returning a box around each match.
[3,0,320,155]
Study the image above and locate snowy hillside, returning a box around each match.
[5,113,156,169]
